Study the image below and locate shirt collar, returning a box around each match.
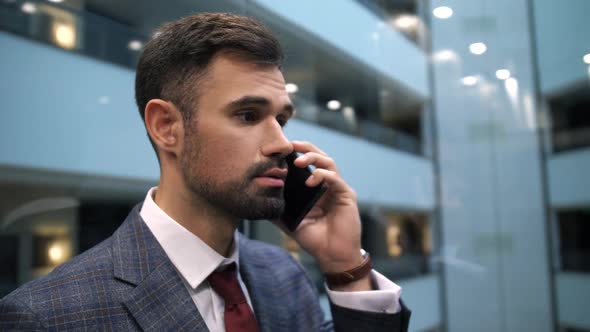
[139,187,240,289]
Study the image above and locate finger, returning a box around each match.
[306,169,350,194]
[294,152,338,172]
[291,141,327,156]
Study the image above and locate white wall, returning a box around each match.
[0,33,158,181]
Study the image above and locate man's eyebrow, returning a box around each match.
[226,96,295,117]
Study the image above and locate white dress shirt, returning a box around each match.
[140,187,401,331]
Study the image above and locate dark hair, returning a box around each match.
[135,13,284,156]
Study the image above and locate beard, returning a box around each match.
[180,133,286,220]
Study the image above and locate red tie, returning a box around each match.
[207,263,260,332]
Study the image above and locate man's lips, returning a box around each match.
[259,168,288,180]
[254,168,288,187]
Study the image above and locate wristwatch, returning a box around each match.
[324,249,372,287]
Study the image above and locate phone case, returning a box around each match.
[281,152,328,232]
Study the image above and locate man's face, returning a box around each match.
[180,54,294,220]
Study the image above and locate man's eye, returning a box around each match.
[237,111,259,123]
[277,116,288,128]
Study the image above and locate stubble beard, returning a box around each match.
[180,133,286,221]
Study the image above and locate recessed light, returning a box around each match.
[432,49,457,62]
[285,83,298,94]
[393,15,419,30]
[21,2,36,14]
[469,42,487,55]
[54,23,76,49]
[128,40,143,51]
[433,6,453,19]
[327,100,341,111]
[461,76,478,86]
[583,53,590,64]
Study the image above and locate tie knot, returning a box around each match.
[207,263,247,306]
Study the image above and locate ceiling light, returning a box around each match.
[393,15,419,31]
[127,40,143,51]
[48,243,64,263]
[433,6,453,19]
[461,76,478,86]
[327,100,341,111]
[584,53,590,64]
[21,2,36,13]
[47,0,64,3]
[495,69,511,80]
[53,23,76,49]
[469,42,487,55]
[432,49,457,62]
[285,83,298,94]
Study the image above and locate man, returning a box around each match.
[0,13,410,331]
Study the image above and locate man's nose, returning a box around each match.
[261,121,293,158]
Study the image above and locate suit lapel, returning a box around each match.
[112,205,207,331]
[238,235,291,332]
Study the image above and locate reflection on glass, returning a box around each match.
[504,78,519,109]
[461,76,478,86]
[495,69,511,80]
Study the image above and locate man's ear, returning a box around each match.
[144,99,184,158]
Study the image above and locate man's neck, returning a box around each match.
[154,180,239,257]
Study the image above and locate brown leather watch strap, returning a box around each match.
[324,250,372,288]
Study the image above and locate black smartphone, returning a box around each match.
[281,152,328,232]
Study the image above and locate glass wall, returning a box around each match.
[0,0,588,331]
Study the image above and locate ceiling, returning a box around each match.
[80,0,425,134]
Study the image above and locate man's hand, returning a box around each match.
[274,141,371,291]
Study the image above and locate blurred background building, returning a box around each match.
[0,0,588,331]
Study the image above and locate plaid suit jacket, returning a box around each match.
[0,205,410,331]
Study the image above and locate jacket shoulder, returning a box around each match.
[0,236,134,330]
